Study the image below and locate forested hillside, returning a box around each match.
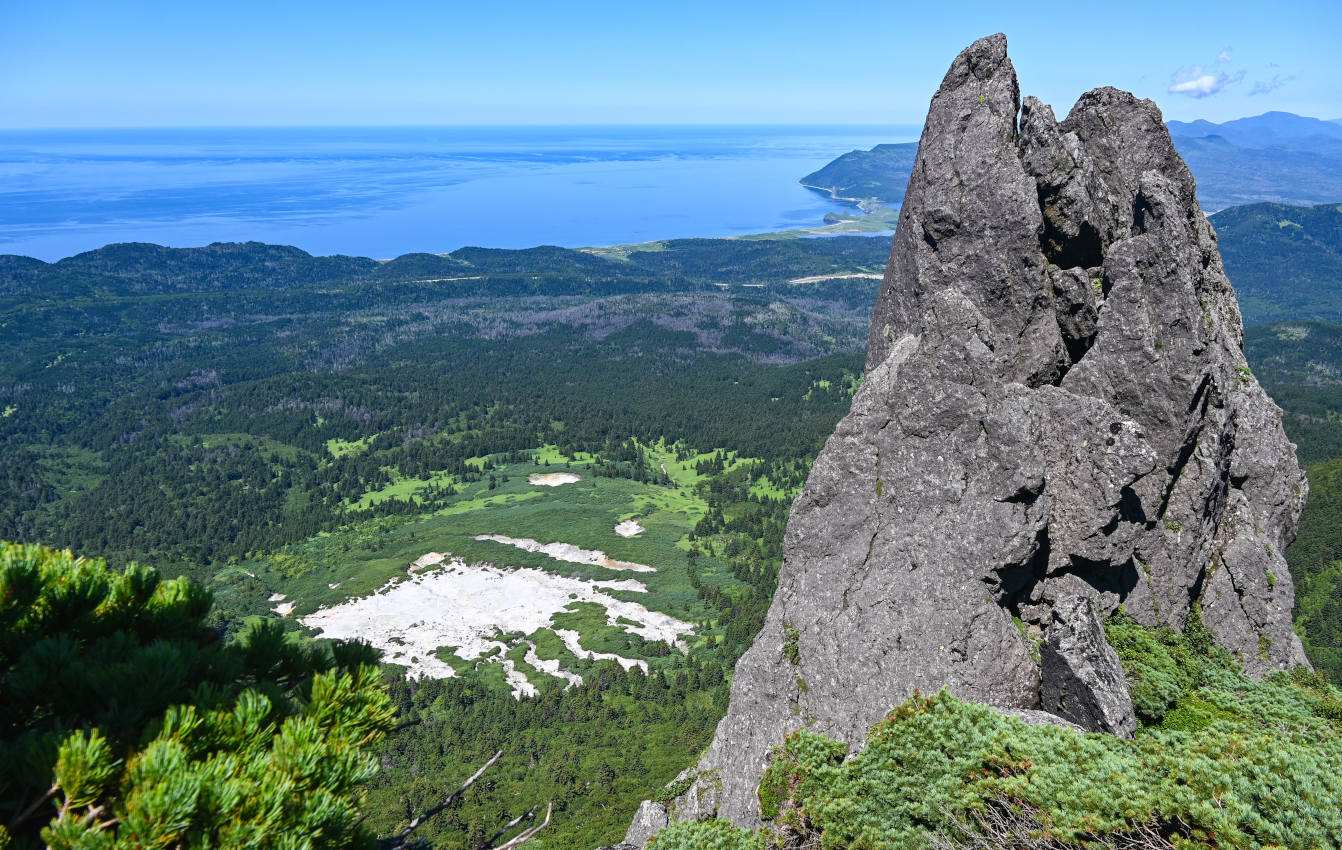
[1246,320,1342,682]
[1212,202,1342,324]
[798,142,917,204]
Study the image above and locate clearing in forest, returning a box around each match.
[300,557,690,695]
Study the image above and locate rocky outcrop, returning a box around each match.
[1040,596,1138,737]
[622,800,668,848]
[627,33,1309,837]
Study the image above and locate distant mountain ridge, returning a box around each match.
[803,111,1342,213]
[0,241,381,297]
[1167,110,1342,147]
[1170,113,1342,210]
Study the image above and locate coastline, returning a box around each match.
[583,191,899,259]
[582,204,899,259]
[798,180,881,208]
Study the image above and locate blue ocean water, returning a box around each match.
[0,125,917,262]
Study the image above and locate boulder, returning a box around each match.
[1040,596,1138,737]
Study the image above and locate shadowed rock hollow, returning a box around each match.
[622,33,1309,837]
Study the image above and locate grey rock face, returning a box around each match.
[622,800,669,848]
[995,707,1085,732]
[626,33,1309,838]
[667,777,719,825]
[1040,596,1138,737]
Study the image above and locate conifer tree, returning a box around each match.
[0,542,396,850]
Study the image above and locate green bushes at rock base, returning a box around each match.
[654,620,1342,850]
[649,818,766,850]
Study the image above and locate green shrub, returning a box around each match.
[649,818,766,850]
[782,624,801,666]
[756,729,845,820]
[1104,615,1199,723]
[657,621,1342,850]
[655,776,696,804]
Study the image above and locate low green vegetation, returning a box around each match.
[655,615,1342,850]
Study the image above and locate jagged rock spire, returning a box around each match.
[630,33,1309,835]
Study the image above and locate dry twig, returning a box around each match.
[926,795,1178,850]
[380,751,552,850]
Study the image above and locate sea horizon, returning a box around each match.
[0,124,919,262]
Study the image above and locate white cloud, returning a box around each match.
[1168,66,1245,98]
[1217,47,1233,63]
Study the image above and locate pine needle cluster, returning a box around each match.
[0,542,396,850]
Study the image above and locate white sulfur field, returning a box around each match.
[300,555,692,697]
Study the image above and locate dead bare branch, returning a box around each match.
[486,806,538,848]
[382,750,503,847]
[926,795,1178,850]
[490,802,552,850]
[379,750,552,850]
[8,784,58,830]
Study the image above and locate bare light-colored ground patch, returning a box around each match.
[556,629,649,672]
[474,534,655,572]
[411,552,446,572]
[614,520,645,537]
[301,556,691,695]
[272,601,296,617]
[528,472,582,486]
[787,272,884,285]
[525,643,584,689]
[500,658,535,698]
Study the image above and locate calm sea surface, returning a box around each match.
[0,125,917,262]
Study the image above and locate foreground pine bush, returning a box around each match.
[653,615,1342,850]
[0,542,395,850]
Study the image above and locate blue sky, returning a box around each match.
[3,0,1338,127]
